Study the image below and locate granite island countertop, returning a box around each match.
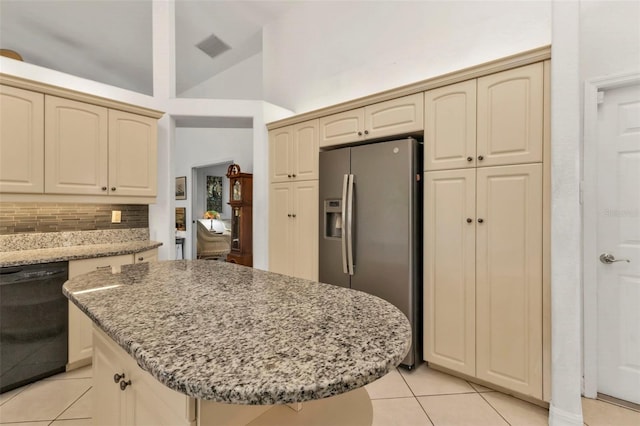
[0,228,162,267]
[63,260,411,405]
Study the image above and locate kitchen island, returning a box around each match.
[63,260,411,425]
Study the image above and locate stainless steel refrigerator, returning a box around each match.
[319,138,422,368]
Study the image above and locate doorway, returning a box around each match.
[583,72,640,406]
[190,161,233,259]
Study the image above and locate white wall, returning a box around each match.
[178,53,263,99]
[174,128,253,260]
[263,1,551,113]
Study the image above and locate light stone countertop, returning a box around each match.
[63,260,412,405]
[0,228,161,267]
[0,240,162,267]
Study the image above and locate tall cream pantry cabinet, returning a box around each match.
[268,120,319,281]
[423,62,550,401]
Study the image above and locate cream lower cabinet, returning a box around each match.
[93,327,195,426]
[269,181,318,281]
[44,95,157,197]
[68,249,158,369]
[0,85,44,193]
[424,164,543,399]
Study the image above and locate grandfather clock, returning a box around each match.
[226,164,253,266]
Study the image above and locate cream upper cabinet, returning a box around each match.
[269,180,318,281]
[108,110,157,197]
[318,108,365,148]
[45,96,109,195]
[475,163,543,398]
[0,85,44,193]
[424,169,476,376]
[45,96,157,197]
[424,80,477,171]
[319,93,423,148]
[477,63,543,167]
[269,120,319,183]
[365,93,424,141]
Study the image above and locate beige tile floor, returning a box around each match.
[1,363,639,425]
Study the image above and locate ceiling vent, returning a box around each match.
[196,33,230,59]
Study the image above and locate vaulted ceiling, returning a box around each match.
[0,0,298,96]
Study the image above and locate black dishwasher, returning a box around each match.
[0,262,69,393]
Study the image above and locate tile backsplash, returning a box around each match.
[0,203,148,234]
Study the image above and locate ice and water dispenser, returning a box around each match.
[324,200,342,239]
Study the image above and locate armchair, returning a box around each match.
[196,219,231,259]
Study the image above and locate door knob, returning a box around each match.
[599,253,630,264]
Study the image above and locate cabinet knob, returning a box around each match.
[111,187,116,191]
[357,131,363,136]
[114,373,125,383]
[477,155,484,161]
[292,174,296,178]
[292,214,297,218]
[287,214,292,217]
[119,379,132,391]
[101,186,108,191]
[138,257,144,262]
[466,218,473,223]
[466,157,473,162]
[477,218,484,223]
[287,174,292,178]
[364,130,369,135]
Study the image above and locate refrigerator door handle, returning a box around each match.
[341,174,349,274]
[346,174,355,275]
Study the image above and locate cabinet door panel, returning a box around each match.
[365,93,424,140]
[292,120,319,181]
[0,85,44,193]
[269,127,293,183]
[476,164,543,398]
[292,181,319,281]
[477,63,543,167]
[93,328,124,426]
[108,110,157,197]
[269,183,293,275]
[68,254,133,367]
[45,96,108,194]
[424,169,476,375]
[425,81,476,171]
[319,109,364,147]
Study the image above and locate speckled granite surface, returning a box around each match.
[63,260,412,405]
[0,228,160,267]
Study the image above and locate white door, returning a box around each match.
[596,82,640,404]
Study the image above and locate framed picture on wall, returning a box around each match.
[175,176,186,200]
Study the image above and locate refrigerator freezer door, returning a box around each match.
[350,138,420,366]
[319,148,351,288]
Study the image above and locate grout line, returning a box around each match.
[368,395,417,401]
[477,391,512,426]
[51,385,92,423]
[0,383,31,407]
[397,367,436,426]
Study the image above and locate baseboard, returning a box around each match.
[549,403,584,426]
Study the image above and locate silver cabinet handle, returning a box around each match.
[600,253,630,264]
